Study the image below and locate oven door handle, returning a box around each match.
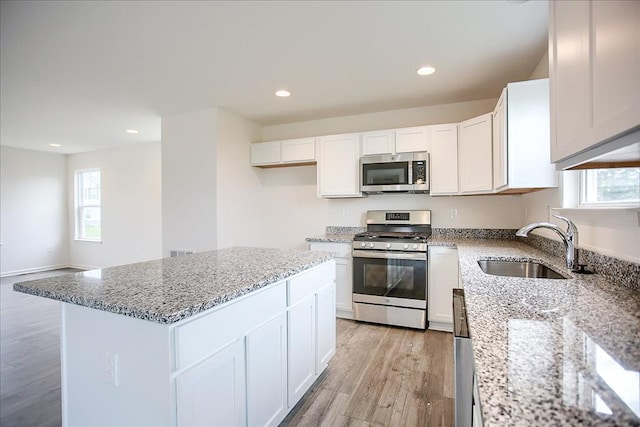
[352,249,427,261]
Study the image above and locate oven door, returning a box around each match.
[352,250,427,301]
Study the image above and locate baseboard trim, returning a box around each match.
[1,264,71,278]
[67,263,99,271]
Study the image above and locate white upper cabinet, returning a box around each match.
[316,133,363,198]
[361,130,395,155]
[493,79,557,193]
[430,123,459,195]
[251,141,281,166]
[549,0,640,168]
[251,138,316,167]
[361,126,430,155]
[458,113,493,194]
[394,126,431,153]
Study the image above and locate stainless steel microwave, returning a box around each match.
[360,152,430,194]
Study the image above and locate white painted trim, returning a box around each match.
[67,263,99,271]
[0,264,70,278]
[428,321,453,333]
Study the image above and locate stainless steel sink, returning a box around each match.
[477,259,567,279]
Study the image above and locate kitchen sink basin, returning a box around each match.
[477,259,567,279]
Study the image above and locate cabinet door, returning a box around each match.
[458,113,493,194]
[316,133,362,198]
[492,89,507,191]
[550,0,640,163]
[430,123,459,195]
[428,246,459,329]
[176,339,246,427]
[251,141,281,166]
[361,130,395,155]
[246,313,287,427]
[315,282,336,374]
[281,138,316,163]
[395,126,430,153]
[287,294,316,408]
[334,257,353,318]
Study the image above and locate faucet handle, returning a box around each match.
[552,214,578,237]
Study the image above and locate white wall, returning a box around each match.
[262,99,498,141]
[161,108,218,256]
[214,108,263,248]
[0,146,68,275]
[67,142,162,269]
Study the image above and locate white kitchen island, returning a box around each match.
[14,247,336,427]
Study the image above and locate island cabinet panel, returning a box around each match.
[59,258,335,427]
[286,261,337,408]
[287,293,317,407]
[315,282,337,372]
[61,303,173,427]
[246,312,287,427]
[176,339,246,427]
[174,280,287,371]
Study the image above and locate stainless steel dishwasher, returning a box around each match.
[453,288,483,427]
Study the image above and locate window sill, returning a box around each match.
[74,239,103,243]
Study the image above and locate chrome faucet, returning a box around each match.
[516,214,579,271]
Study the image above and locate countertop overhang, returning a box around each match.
[13,247,334,324]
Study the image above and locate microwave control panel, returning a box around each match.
[413,160,426,184]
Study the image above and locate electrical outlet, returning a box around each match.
[451,208,458,219]
[105,352,119,386]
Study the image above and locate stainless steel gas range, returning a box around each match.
[352,210,431,329]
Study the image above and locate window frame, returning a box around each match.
[578,167,640,208]
[74,168,102,242]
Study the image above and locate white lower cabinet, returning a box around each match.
[286,262,337,408]
[315,282,337,372]
[246,313,287,427]
[308,241,353,319]
[287,293,317,407]
[176,339,247,427]
[428,246,460,332]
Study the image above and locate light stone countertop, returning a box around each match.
[307,232,639,425]
[13,247,333,324]
[448,238,640,426]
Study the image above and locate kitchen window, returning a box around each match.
[75,168,101,241]
[580,168,640,207]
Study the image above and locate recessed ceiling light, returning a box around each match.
[126,129,139,134]
[275,90,291,97]
[417,66,436,76]
[49,143,61,147]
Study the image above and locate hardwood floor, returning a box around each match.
[0,268,79,427]
[1,270,454,427]
[281,320,454,427]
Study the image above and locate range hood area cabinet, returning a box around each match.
[361,126,431,156]
[251,137,316,167]
[549,0,640,170]
[492,79,558,194]
[316,133,363,198]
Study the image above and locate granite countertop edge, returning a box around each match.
[13,247,334,325]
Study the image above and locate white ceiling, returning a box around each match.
[0,0,548,154]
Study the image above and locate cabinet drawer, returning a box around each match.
[174,281,286,371]
[288,260,336,306]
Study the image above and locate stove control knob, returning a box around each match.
[403,244,409,249]
[413,244,418,249]
[385,243,391,249]
[360,242,366,248]
[368,242,375,248]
